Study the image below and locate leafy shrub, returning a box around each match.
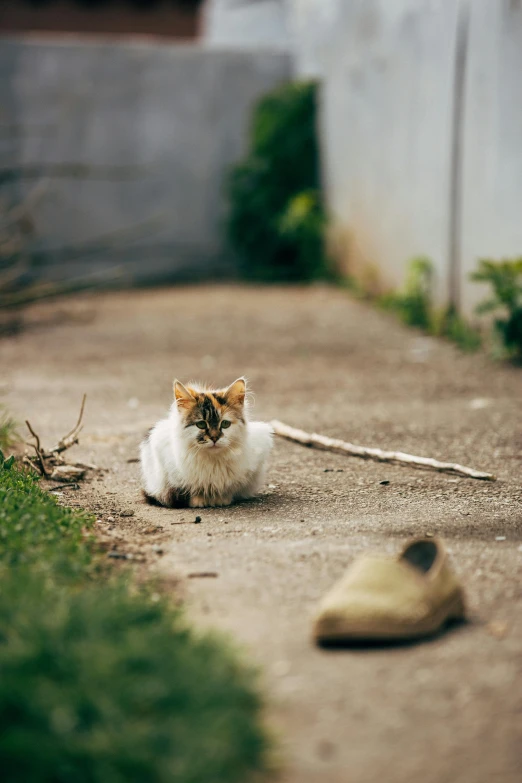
[379,257,481,352]
[472,258,522,359]
[0,455,269,783]
[227,81,330,282]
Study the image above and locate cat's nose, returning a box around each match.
[210,433,221,443]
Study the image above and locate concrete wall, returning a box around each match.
[321,0,522,314]
[203,0,290,50]
[321,0,460,304]
[287,0,344,79]
[202,0,341,78]
[460,0,522,313]
[0,38,290,286]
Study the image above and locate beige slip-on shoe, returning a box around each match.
[313,538,466,644]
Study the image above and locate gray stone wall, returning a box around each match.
[0,38,290,286]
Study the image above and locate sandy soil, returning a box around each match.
[2,285,521,783]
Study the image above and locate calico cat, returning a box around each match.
[140,378,273,508]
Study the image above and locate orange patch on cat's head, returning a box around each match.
[174,378,247,422]
[174,380,197,410]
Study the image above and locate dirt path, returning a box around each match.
[2,285,521,783]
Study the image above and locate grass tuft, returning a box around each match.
[0,408,19,452]
[0,453,269,783]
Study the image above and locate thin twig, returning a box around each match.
[48,394,86,454]
[271,420,496,481]
[25,419,49,477]
[62,393,86,444]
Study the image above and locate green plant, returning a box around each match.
[472,257,522,359]
[380,257,433,329]
[0,408,18,452]
[436,307,482,353]
[0,456,269,783]
[227,81,330,282]
[377,257,482,352]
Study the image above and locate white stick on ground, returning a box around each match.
[271,420,496,481]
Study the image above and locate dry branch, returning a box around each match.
[271,420,496,481]
[23,396,98,485]
[25,419,49,477]
[48,394,86,454]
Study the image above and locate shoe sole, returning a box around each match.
[314,590,466,644]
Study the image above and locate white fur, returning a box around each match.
[140,400,273,508]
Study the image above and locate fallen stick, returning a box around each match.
[47,394,86,455]
[271,420,496,481]
[24,396,93,481]
[25,420,49,477]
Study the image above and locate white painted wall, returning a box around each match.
[203,0,290,49]
[286,0,344,78]
[460,0,522,314]
[321,0,460,304]
[321,0,522,314]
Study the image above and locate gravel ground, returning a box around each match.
[2,284,521,783]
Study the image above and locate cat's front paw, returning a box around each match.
[210,496,233,507]
[189,495,206,508]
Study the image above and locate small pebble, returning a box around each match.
[120,510,134,517]
[487,621,508,639]
[380,480,390,486]
[152,545,164,555]
[107,516,115,522]
[425,532,434,538]
[495,536,506,542]
[317,740,336,760]
[194,516,202,524]
[108,552,127,560]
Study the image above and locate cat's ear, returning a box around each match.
[225,377,246,406]
[174,380,196,409]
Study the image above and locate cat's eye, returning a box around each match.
[195,421,207,430]
[220,420,231,429]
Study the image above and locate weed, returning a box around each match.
[0,408,19,452]
[377,257,481,352]
[380,257,433,329]
[435,307,482,353]
[472,257,522,360]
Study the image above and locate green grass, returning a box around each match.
[0,453,269,783]
[0,407,18,452]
